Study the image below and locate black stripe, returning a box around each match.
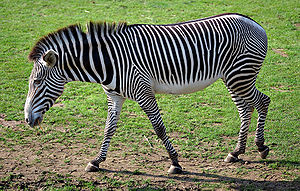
[101,36,114,86]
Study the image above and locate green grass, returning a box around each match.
[0,0,299,190]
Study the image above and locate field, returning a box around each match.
[0,0,299,190]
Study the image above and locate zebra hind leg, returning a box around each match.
[224,89,254,162]
[254,90,271,159]
[85,95,125,172]
[138,95,182,174]
[232,87,271,160]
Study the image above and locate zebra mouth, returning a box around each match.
[31,115,43,128]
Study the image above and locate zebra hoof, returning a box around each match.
[224,153,239,163]
[85,162,100,172]
[168,165,182,174]
[259,146,269,159]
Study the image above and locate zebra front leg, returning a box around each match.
[138,96,182,174]
[85,95,125,172]
[224,89,254,162]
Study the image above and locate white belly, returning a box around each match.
[153,76,221,94]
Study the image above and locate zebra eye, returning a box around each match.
[34,79,42,85]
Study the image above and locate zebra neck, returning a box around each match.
[56,23,126,90]
[60,37,115,87]
[60,51,103,84]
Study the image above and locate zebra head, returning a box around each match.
[25,49,66,127]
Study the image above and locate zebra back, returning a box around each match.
[28,13,267,95]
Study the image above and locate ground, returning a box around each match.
[0,116,299,190]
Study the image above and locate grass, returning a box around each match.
[0,0,299,190]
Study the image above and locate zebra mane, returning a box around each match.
[28,21,128,61]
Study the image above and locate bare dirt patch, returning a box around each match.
[272,48,288,57]
[295,23,300,31]
[53,103,65,108]
[0,114,25,128]
[270,85,294,92]
[0,129,299,190]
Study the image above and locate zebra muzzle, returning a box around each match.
[26,115,43,128]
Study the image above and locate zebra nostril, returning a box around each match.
[25,118,29,124]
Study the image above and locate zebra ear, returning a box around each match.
[43,50,58,68]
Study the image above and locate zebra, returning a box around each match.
[24,13,270,174]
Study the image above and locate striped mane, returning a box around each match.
[28,21,128,61]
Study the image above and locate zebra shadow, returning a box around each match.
[98,160,299,190]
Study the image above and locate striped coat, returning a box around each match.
[25,13,270,173]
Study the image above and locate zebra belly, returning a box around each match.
[153,76,221,95]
